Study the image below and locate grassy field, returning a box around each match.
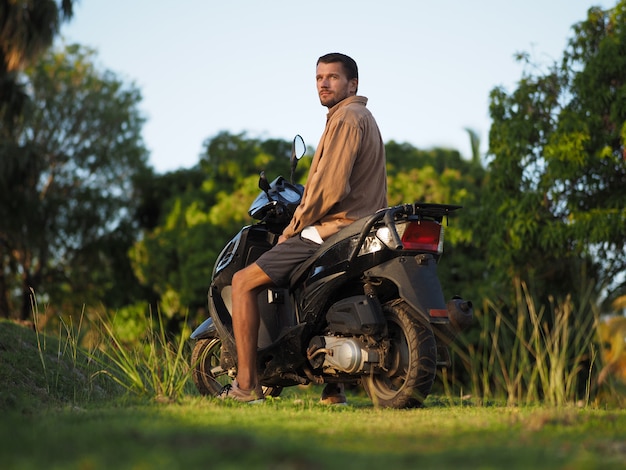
[1,319,626,469]
[3,391,626,469]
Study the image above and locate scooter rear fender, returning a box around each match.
[364,254,447,324]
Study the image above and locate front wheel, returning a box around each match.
[362,301,437,408]
[191,337,282,398]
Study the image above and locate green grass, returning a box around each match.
[0,319,117,413]
[2,318,626,469]
[1,391,626,469]
[89,307,195,402]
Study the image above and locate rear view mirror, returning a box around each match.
[290,135,306,183]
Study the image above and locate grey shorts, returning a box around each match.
[255,234,320,286]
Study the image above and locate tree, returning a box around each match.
[478,2,626,307]
[0,0,74,130]
[0,44,149,319]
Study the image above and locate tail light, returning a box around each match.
[400,220,444,253]
[360,219,445,256]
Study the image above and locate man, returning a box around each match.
[220,52,387,403]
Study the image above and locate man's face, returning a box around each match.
[316,61,357,108]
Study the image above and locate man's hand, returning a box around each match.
[277,235,287,245]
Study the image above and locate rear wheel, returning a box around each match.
[362,301,436,408]
[191,337,282,398]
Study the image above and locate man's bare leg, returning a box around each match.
[230,262,273,391]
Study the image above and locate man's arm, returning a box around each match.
[282,119,361,239]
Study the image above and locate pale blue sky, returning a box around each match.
[58,1,615,173]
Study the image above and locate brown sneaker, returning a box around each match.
[320,383,347,405]
[218,379,264,404]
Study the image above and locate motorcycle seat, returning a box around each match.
[288,216,371,287]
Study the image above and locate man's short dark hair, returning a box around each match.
[317,53,358,82]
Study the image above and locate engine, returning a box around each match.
[307,335,380,374]
[306,294,386,374]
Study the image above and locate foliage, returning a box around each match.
[448,279,606,407]
[0,0,73,73]
[463,1,626,389]
[0,315,118,414]
[479,2,626,307]
[90,306,195,403]
[0,300,193,411]
[0,0,74,131]
[598,315,626,385]
[0,44,150,319]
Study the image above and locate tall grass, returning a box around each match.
[29,290,194,404]
[30,290,112,405]
[28,279,619,408]
[89,306,194,403]
[448,279,602,406]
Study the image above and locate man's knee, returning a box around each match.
[232,263,271,293]
[231,267,250,293]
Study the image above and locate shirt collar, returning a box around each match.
[326,95,368,119]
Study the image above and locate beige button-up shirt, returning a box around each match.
[283,95,387,240]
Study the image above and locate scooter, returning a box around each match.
[190,135,473,408]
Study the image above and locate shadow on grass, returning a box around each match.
[3,395,626,470]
